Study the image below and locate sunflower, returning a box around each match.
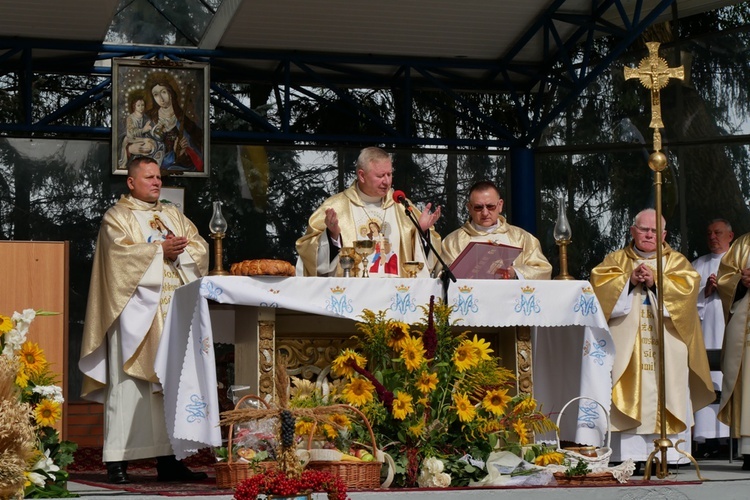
[417,396,429,406]
[415,371,438,394]
[15,365,29,387]
[321,423,338,439]
[0,314,13,334]
[534,450,565,466]
[453,392,476,422]
[400,336,426,372]
[328,377,345,397]
[466,334,494,361]
[408,419,425,438]
[295,419,315,438]
[452,343,479,372]
[34,399,62,427]
[387,321,411,351]
[328,412,352,430]
[513,395,538,415]
[391,391,414,420]
[478,418,503,434]
[512,420,530,445]
[482,388,512,416]
[331,349,367,379]
[342,378,375,406]
[290,377,317,400]
[18,341,47,375]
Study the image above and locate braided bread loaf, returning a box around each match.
[230,259,296,276]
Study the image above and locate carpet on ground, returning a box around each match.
[70,469,229,497]
[68,447,230,497]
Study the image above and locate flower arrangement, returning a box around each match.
[329,297,558,487]
[234,469,348,500]
[0,310,77,498]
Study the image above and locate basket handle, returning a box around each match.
[226,394,270,465]
[353,440,395,488]
[554,396,611,449]
[305,404,379,459]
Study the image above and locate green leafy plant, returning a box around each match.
[564,460,591,478]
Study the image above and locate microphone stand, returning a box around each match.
[397,200,456,303]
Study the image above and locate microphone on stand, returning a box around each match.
[390,188,456,295]
[392,189,409,208]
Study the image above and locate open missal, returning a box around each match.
[448,241,523,279]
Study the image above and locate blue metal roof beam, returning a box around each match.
[412,66,517,142]
[521,0,675,144]
[293,60,399,137]
[36,79,111,126]
[210,82,279,133]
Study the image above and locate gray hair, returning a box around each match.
[356,146,391,172]
[632,208,666,229]
[709,218,732,232]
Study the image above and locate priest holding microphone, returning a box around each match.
[296,146,442,277]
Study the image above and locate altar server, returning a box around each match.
[692,219,733,456]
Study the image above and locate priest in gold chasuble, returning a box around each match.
[590,209,714,463]
[441,180,552,280]
[296,147,442,278]
[79,157,208,483]
[717,231,750,468]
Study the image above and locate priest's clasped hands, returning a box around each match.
[630,263,655,288]
[740,267,750,288]
[162,234,189,261]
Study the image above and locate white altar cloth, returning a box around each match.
[156,276,614,459]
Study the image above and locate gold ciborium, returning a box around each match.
[339,246,356,277]
[404,261,424,278]
[353,240,375,277]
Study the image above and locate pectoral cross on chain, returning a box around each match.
[624,41,684,151]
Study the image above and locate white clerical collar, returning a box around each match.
[471,221,499,233]
[355,185,385,206]
[633,245,656,259]
[127,194,159,210]
[710,251,726,260]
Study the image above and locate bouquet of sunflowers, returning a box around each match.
[323,297,559,487]
[0,310,77,498]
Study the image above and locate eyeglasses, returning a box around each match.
[633,225,659,234]
[471,203,498,212]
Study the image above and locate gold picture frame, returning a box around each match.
[111,58,210,177]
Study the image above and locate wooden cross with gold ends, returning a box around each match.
[624,41,684,152]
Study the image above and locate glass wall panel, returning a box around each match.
[537,142,750,280]
[0,138,507,400]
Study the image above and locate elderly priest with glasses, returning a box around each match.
[440,180,551,280]
[590,208,714,467]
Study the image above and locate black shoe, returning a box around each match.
[106,461,130,484]
[156,455,208,482]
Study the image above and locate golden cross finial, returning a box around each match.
[624,41,684,152]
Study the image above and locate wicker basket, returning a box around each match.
[215,394,276,489]
[555,396,612,470]
[305,404,384,490]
